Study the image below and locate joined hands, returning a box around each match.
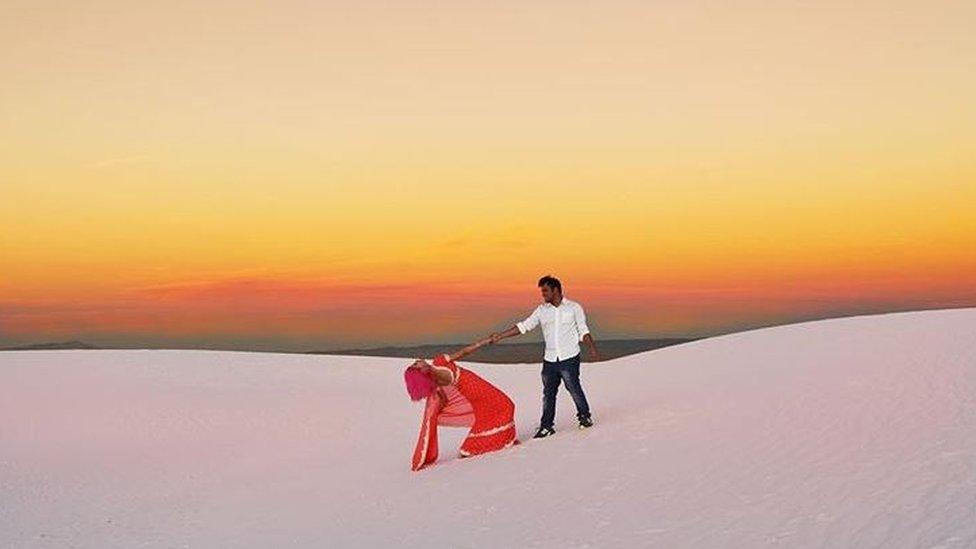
[477,333,502,347]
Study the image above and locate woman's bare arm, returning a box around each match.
[417,360,453,386]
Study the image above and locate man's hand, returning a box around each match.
[582,333,600,362]
[489,326,519,345]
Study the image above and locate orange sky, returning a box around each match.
[2,1,975,350]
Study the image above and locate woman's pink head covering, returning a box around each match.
[404,365,435,401]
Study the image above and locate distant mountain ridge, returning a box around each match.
[0,338,696,363]
[319,338,697,363]
[0,340,99,351]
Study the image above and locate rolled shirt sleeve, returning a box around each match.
[575,302,590,341]
[516,307,541,334]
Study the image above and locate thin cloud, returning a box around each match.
[86,155,152,169]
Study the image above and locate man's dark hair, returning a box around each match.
[538,275,562,292]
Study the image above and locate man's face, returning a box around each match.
[539,284,559,303]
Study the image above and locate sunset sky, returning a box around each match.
[2,1,974,351]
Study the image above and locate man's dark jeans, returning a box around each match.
[540,352,591,429]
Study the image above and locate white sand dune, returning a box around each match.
[2,308,975,548]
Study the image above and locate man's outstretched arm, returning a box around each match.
[491,307,540,343]
[448,336,492,362]
[490,325,522,343]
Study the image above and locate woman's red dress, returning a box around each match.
[411,354,517,471]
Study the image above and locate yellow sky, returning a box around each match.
[2,1,975,349]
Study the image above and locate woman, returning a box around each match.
[404,337,518,471]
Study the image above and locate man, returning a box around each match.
[490,275,600,438]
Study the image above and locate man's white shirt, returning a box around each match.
[516,297,590,362]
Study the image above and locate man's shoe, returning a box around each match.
[533,426,555,439]
[578,416,594,429]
